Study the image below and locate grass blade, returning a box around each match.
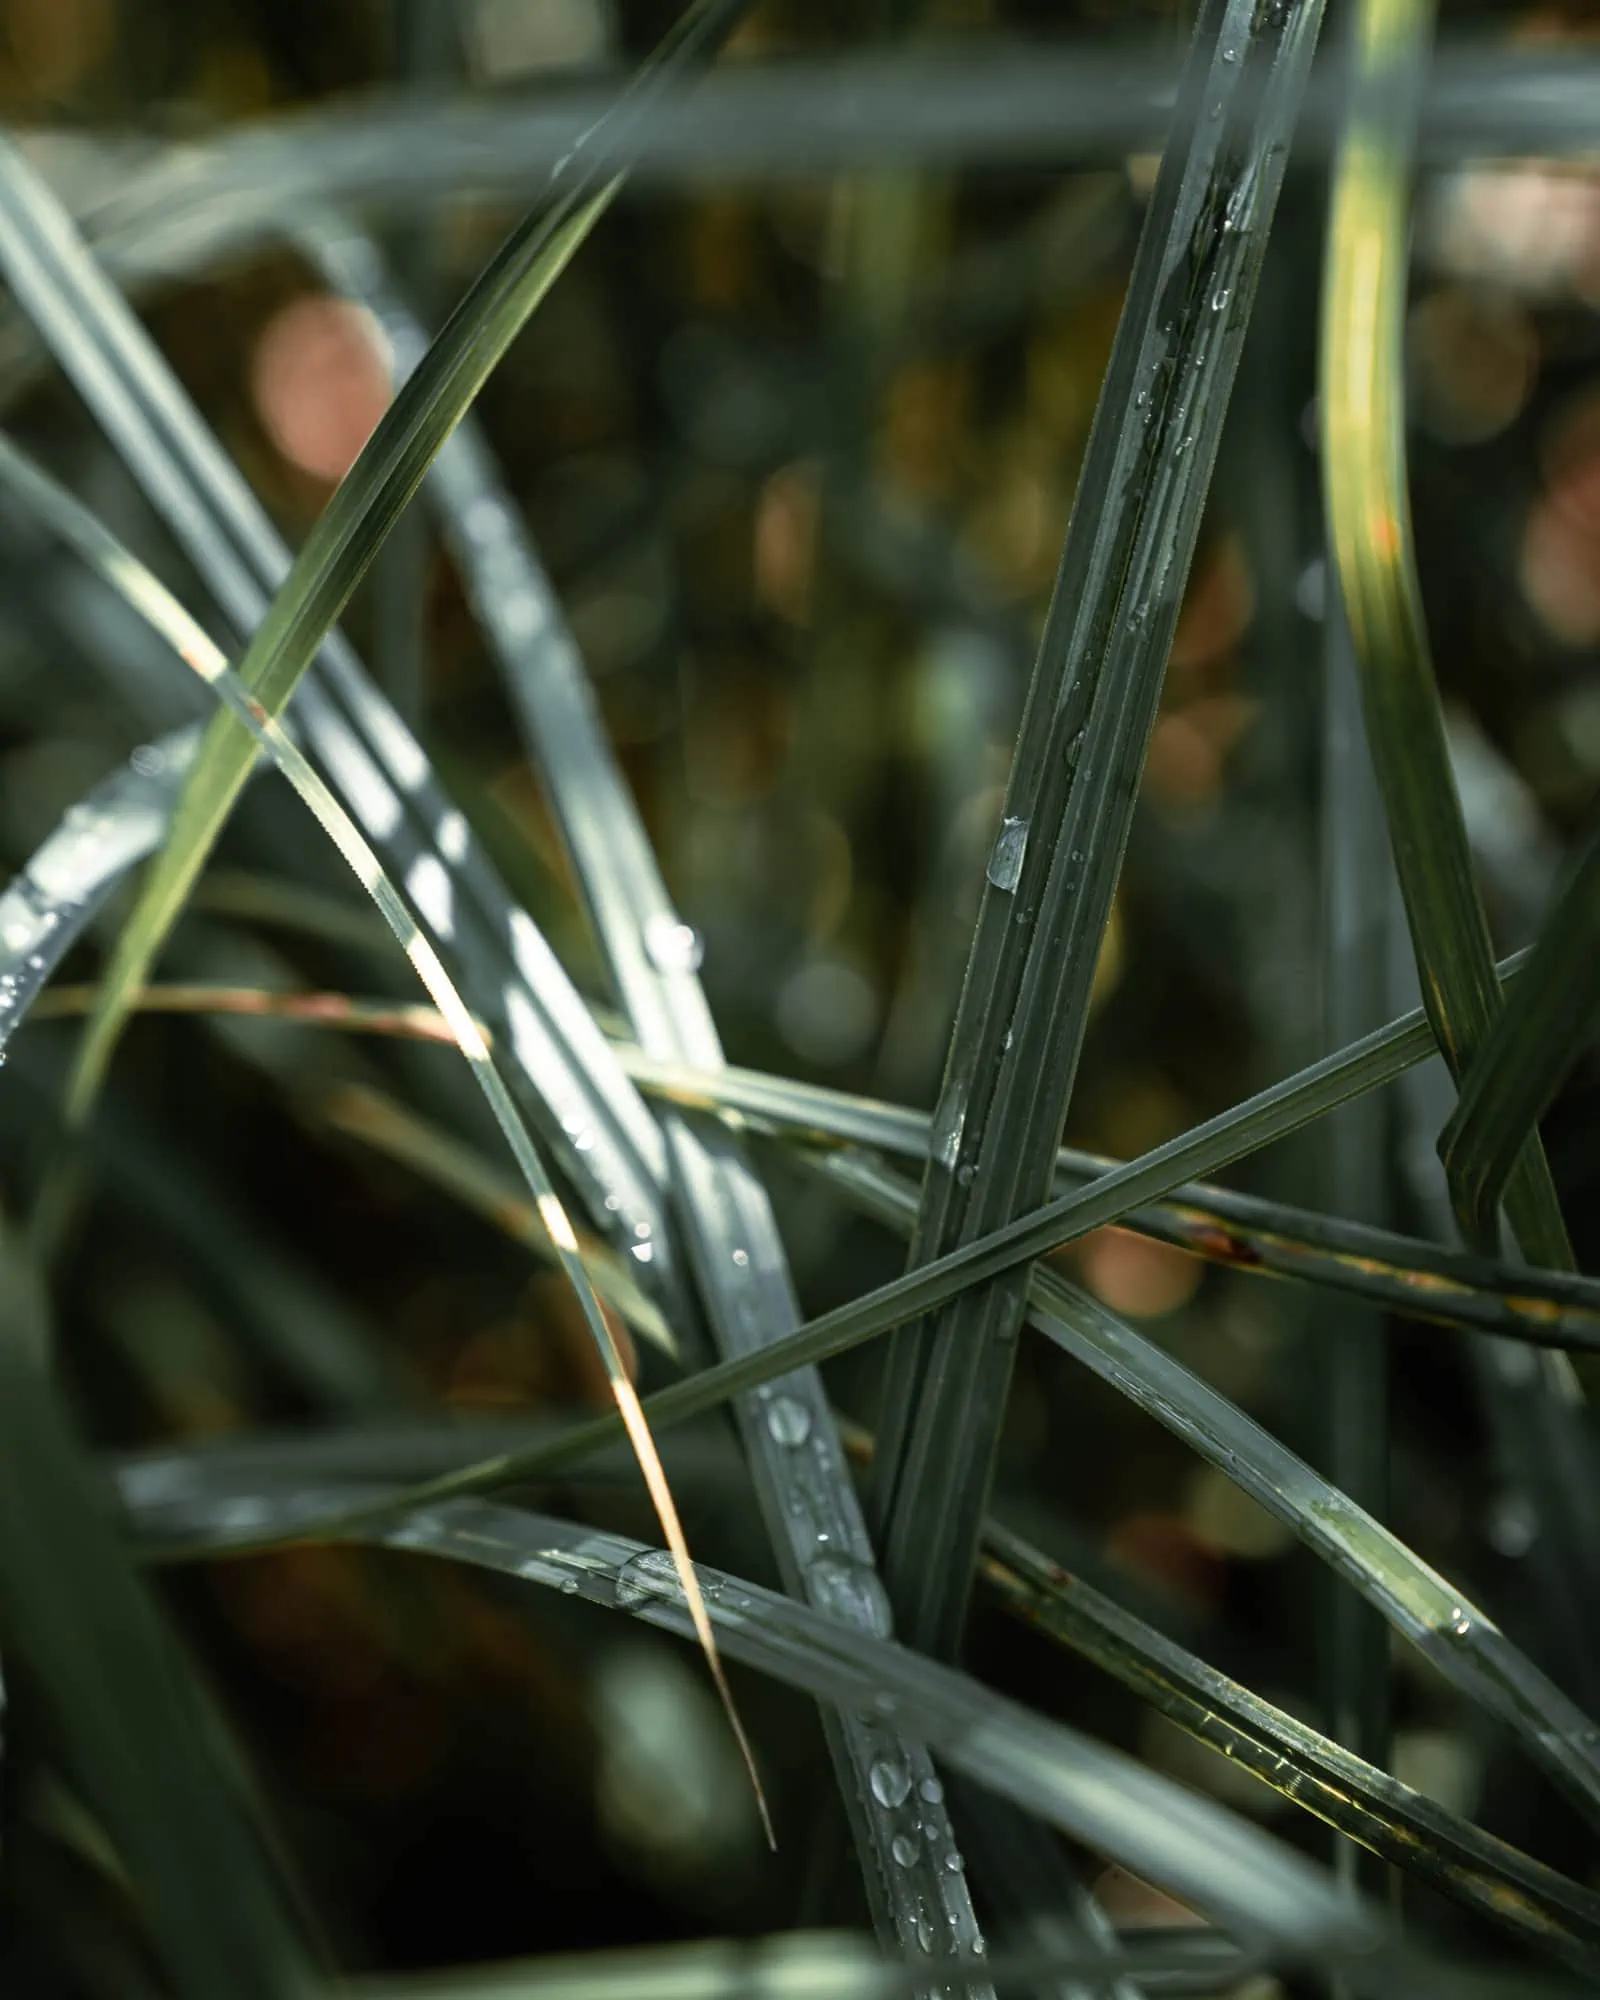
[0,429,771,1844]
[299,212,994,1986]
[1439,826,1600,1254]
[0,725,196,1058]
[0,138,674,1289]
[824,1148,1600,1834]
[0,1239,316,1998]
[873,0,1327,1661]
[980,1525,1600,1976]
[215,948,1541,1541]
[1319,0,1570,1271]
[124,1489,1379,1969]
[614,1040,1600,1352]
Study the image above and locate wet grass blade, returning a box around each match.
[0,1240,317,1999]
[124,1490,1379,1971]
[0,56,703,1288]
[874,0,1327,1662]
[209,948,1541,1544]
[980,1525,1600,1976]
[301,211,993,1988]
[1319,0,1570,1271]
[0,724,197,1059]
[1440,825,1600,1255]
[614,1041,1600,1352]
[823,1149,1600,1833]
[31,971,1598,1358]
[0,429,770,1843]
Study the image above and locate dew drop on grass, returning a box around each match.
[891,1833,919,1867]
[614,1547,693,1608]
[644,913,704,973]
[808,1555,892,1636]
[869,1758,912,1809]
[944,1849,963,1873]
[1449,1606,1471,1637]
[766,1395,812,1447]
[914,1909,934,1951]
[986,815,1029,892]
[919,1776,943,1805]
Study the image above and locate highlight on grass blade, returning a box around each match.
[0,426,771,1848]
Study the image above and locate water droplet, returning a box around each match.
[931,1080,966,1171]
[944,1849,963,1873]
[808,1555,893,1638]
[986,815,1029,893]
[1449,1606,1472,1637]
[873,1690,899,1716]
[731,1247,750,1268]
[1222,46,1238,62]
[766,1396,812,1447]
[560,1577,578,1595]
[631,1242,654,1263]
[614,1548,682,1607]
[914,1910,934,1951]
[130,743,166,777]
[971,1936,985,1956]
[891,1833,919,1867]
[956,1163,976,1188]
[918,1776,943,1805]
[644,913,704,974]
[1211,286,1231,313]
[870,1759,911,1808]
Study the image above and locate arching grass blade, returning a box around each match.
[0,430,770,1842]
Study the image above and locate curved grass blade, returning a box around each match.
[123,1491,1379,1971]
[823,1148,1600,1835]
[300,212,992,1988]
[614,1042,1600,1352]
[1319,0,1569,1272]
[1440,825,1600,1256]
[0,430,770,1844]
[874,0,1327,1662]
[0,1241,316,1999]
[0,724,196,1058]
[0,136,673,1284]
[107,1416,1600,1974]
[980,1526,1600,1976]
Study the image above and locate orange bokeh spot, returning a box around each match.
[252,296,392,486]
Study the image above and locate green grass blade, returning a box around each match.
[1319,0,1570,1270]
[981,1526,1600,1976]
[823,1149,1600,1834]
[873,0,1327,1662]
[614,1040,1600,1352]
[0,726,197,1058]
[0,427,770,1841]
[0,1241,317,1999]
[300,210,994,1987]
[124,1489,1379,1968]
[200,948,1540,1544]
[1440,826,1600,1254]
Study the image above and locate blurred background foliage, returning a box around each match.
[0,0,1597,1989]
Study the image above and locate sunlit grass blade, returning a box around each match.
[313,1080,676,1360]
[981,1525,1600,1975]
[615,1039,1600,1351]
[124,1491,1379,1971]
[1439,825,1600,1256]
[0,724,196,1058]
[1319,0,1570,1272]
[0,429,769,1843]
[823,1148,1600,1834]
[0,1238,317,1999]
[874,0,1327,1663]
[296,208,992,1986]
